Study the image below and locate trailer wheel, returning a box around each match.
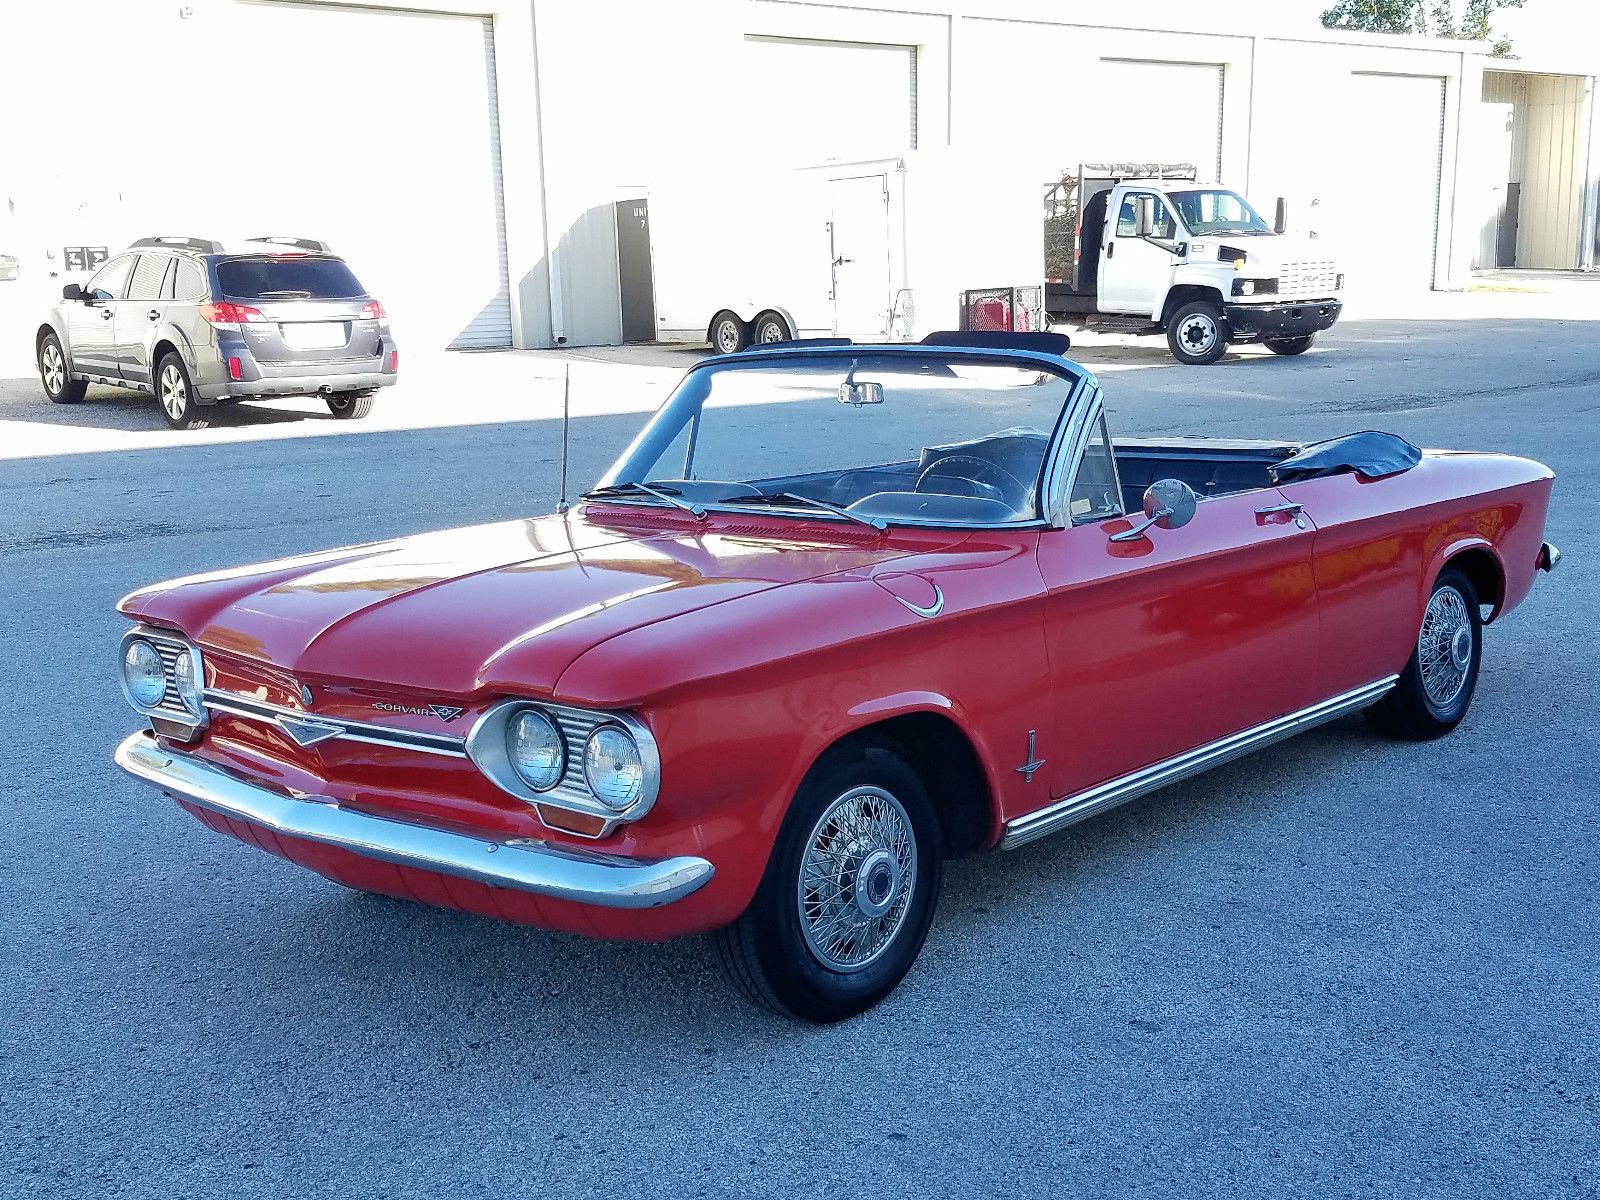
[710,311,750,354]
[1166,300,1229,366]
[753,311,791,345]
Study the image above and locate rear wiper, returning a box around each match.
[257,289,314,298]
[581,480,705,518]
[719,491,886,531]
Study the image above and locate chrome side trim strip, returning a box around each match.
[203,690,469,758]
[999,675,1399,850]
[113,732,714,909]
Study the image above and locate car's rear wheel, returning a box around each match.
[1366,568,1482,740]
[156,352,208,430]
[1266,334,1316,356]
[326,391,375,420]
[39,332,87,404]
[712,739,943,1022]
[752,311,791,345]
[1166,300,1229,365]
[709,311,749,355]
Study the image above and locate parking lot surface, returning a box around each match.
[2,297,1596,1198]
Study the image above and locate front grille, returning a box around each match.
[548,706,611,805]
[149,635,201,722]
[1279,260,1337,300]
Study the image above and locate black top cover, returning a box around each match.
[1269,431,1422,485]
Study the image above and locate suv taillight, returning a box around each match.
[360,300,386,321]
[199,302,267,326]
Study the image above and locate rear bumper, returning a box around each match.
[192,334,398,401]
[114,731,714,911]
[1224,299,1342,340]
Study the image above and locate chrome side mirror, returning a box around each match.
[1109,479,1199,543]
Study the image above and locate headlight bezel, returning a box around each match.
[466,699,660,836]
[118,625,209,736]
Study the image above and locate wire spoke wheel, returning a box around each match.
[797,786,918,973]
[1418,584,1473,708]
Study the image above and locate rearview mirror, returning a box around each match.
[1134,195,1155,239]
[838,380,884,407]
[1109,478,1199,543]
[61,283,83,301]
[1274,197,1289,235]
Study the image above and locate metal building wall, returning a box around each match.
[1486,70,1590,269]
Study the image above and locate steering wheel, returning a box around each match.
[914,455,1032,511]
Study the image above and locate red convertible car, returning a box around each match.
[114,333,1559,1022]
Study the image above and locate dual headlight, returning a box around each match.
[470,701,658,831]
[119,630,204,720]
[1232,278,1279,298]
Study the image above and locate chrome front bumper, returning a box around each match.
[113,732,713,909]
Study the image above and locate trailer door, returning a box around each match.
[829,174,894,339]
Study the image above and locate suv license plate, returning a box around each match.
[282,322,347,350]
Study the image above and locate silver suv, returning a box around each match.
[35,236,398,429]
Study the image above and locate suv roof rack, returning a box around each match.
[246,236,333,253]
[131,236,224,253]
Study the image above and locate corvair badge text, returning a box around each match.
[371,702,467,722]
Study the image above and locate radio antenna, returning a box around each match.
[555,364,571,514]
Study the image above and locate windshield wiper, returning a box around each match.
[581,480,706,518]
[719,491,886,531]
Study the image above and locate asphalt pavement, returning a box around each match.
[1,297,1596,1198]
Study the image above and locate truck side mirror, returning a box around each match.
[1274,197,1289,235]
[1134,196,1155,239]
[62,282,83,301]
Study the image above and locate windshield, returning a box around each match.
[595,352,1080,526]
[1167,190,1272,235]
[217,256,365,299]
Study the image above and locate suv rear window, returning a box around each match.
[216,256,365,299]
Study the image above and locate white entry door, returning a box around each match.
[829,175,894,339]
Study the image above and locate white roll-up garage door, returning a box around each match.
[1331,74,1446,293]
[222,2,512,350]
[1093,60,1225,180]
[742,37,918,164]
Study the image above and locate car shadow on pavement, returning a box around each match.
[0,376,333,432]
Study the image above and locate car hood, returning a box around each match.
[120,508,951,698]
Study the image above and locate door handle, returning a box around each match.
[833,256,853,267]
[1106,242,1114,258]
[100,308,113,320]
[147,308,161,321]
[1255,501,1302,516]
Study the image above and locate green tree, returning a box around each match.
[1321,0,1526,55]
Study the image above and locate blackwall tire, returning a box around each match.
[326,391,375,420]
[752,311,791,345]
[156,352,208,430]
[1266,335,1316,356]
[712,740,943,1023]
[709,311,749,355]
[1166,300,1229,365]
[1365,568,1482,741]
[39,333,87,404]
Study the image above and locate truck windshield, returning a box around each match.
[1168,190,1272,235]
[593,352,1080,526]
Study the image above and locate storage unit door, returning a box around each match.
[1334,74,1446,293]
[1092,60,1224,181]
[226,2,512,350]
[742,37,917,164]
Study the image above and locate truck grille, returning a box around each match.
[1279,261,1337,300]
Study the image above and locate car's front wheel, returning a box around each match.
[1366,567,1482,740]
[713,739,943,1022]
[1266,334,1316,356]
[1166,300,1230,365]
[39,332,87,404]
[156,352,208,430]
[326,391,375,420]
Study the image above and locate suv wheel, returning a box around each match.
[326,391,375,420]
[156,352,209,430]
[39,333,87,404]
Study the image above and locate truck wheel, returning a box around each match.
[39,332,87,404]
[709,311,749,355]
[156,352,209,430]
[1266,334,1316,356]
[326,391,375,420]
[752,311,791,344]
[1365,568,1482,741]
[1167,301,1229,366]
[712,739,944,1023]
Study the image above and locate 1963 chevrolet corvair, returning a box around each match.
[114,333,1559,1022]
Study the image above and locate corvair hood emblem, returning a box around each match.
[371,701,466,722]
[278,714,344,748]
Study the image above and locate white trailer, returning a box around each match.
[649,150,1042,351]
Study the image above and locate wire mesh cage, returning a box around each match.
[959,286,1045,333]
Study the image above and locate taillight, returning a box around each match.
[227,356,243,381]
[199,302,266,327]
[361,300,387,321]
[388,350,399,372]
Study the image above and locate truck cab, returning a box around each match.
[1046,166,1343,365]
